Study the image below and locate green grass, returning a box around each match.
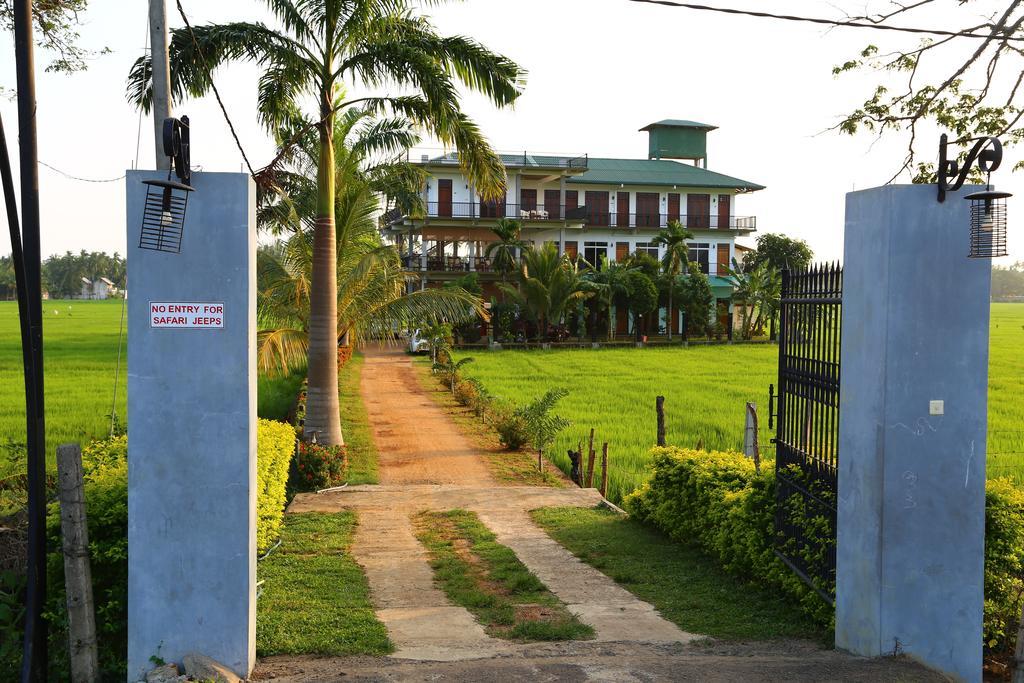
[533,506,825,641]
[256,511,392,656]
[414,509,594,641]
[258,369,305,422]
[339,353,379,484]
[0,300,309,477]
[461,303,1024,502]
[0,300,127,476]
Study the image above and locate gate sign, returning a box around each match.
[150,302,224,329]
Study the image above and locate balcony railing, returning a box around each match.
[412,149,588,170]
[402,253,494,273]
[421,202,756,230]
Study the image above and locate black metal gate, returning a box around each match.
[772,263,842,601]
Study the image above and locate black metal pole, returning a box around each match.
[13,1,47,680]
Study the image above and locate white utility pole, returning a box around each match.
[149,0,172,170]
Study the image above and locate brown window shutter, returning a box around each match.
[717,244,731,273]
[564,241,578,258]
[544,189,561,219]
[616,242,629,261]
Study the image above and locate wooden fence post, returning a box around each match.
[56,443,99,683]
[1013,603,1024,683]
[600,442,609,497]
[744,401,761,474]
[585,428,596,488]
[656,396,666,447]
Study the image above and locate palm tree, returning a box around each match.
[256,119,485,398]
[500,244,589,342]
[485,218,527,289]
[652,220,694,341]
[128,0,523,445]
[582,261,633,341]
[723,258,780,340]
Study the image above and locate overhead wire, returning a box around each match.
[624,0,1024,41]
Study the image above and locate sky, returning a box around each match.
[0,0,1022,264]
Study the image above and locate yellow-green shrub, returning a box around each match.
[984,478,1024,656]
[624,447,832,625]
[257,418,297,552]
[626,447,1024,649]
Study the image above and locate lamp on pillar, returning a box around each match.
[937,133,1011,257]
[139,116,194,254]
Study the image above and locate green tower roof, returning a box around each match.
[639,119,718,132]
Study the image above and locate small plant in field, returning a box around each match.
[519,388,571,472]
[290,441,348,494]
[493,402,529,451]
[453,377,479,407]
[423,322,454,364]
[433,356,474,395]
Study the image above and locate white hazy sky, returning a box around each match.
[0,0,1021,264]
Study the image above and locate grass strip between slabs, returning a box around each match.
[340,353,379,484]
[414,509,593,641]
[257,512,392,656]
[532,506,827,642]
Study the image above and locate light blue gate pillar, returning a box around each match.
[837,184,990,682]
[126,171,257,681]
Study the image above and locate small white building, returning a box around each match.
[78,276,119,300]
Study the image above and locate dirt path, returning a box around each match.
[358,345,493,485]
[261,347,944,682]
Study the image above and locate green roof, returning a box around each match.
[567,157,764,192]
[640,119,717,131]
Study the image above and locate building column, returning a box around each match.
[420,238,428,271]
[559,227,565,256]
[836,185,988,682]
[560,176,566,225]
[470,240,477,271]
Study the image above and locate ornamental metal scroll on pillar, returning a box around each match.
[937,133,1012,258]
[139,116,195,254]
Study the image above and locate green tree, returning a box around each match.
[518,387,570,472]
[582,261,633,341]
[724,258,781,340]
[256,121,483,387]
[500,244,589,342]
[830,4,1024,178]
[432,355,473,395]
[624,270,658,337]
[128,0,523,445]
[652,220,694,340]
[485,218,528,289]
[741,233,813,274]
[992,262,1024,300]
[679,262,713,338]
[0,0,102,73]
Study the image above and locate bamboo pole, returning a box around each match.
[585,428,595,488]
[600,442,609,497]
[56,443,99,683]
[656,395,666,447]
[1013,604,1024,683]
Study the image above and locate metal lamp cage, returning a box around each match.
[965,189,1010,258]
[139,179,193,253]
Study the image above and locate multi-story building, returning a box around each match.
[384,120,764,336]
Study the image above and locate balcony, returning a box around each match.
[402,253,494,273]
[419,202,756,230]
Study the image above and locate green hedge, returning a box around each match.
[0,418,298,680]
[624,447,832,625]
[257,419,297,552]
[625,446,1024,654]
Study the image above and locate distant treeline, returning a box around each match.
[0,251,126,300]
[993,262,1024,302]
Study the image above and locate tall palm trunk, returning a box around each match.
[304,116,344,445]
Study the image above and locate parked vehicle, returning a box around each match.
[408,328,431,354]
